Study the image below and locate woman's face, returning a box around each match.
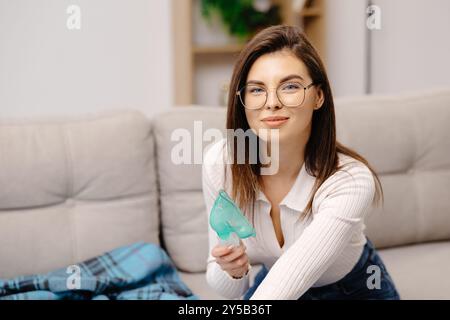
[243,49,324,143]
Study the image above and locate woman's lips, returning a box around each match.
[261,117,289,127]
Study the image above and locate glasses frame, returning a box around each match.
[236,81,316,110]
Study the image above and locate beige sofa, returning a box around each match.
[1,88,449,299]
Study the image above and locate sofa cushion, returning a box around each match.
[153,106,227,272]
[335,88,450,248]
[184,241,450,300]
[0,110,159,278]
[379,241,450,299]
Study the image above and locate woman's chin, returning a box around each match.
[253,128,287,144]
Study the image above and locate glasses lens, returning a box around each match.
[240,85,266,109]
[277,82,305,107]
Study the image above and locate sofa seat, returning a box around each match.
[379,241,450,300]
[181,241,450,300]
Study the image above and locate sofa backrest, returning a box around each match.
[155,88,450,273]
[0,110,159,278]
[1,88,449,277]
[153,107,226,272]
[335,88,450,248]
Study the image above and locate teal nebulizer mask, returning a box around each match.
[209,189,256,247]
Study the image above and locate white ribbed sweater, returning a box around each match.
[202,139,376,300]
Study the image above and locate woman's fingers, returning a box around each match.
[212,243,246,259]
[222,246,246,263]
[220,255,249,272]
[211,243,249,276]
[211,245,233,258]
[214,245,246,262]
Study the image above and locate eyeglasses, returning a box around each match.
[236,81,316,110]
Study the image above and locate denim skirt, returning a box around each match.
[243,237,400,300]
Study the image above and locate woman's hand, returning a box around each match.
[211,240,250,279]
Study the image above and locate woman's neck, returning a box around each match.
[262,136,306,180]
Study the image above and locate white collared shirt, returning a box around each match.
[202,139,376,300]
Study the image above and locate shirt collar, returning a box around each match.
[256,161,317,214]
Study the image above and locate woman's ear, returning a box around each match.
[314,85,325,110]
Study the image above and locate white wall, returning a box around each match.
[371,0,450,94]
[325,0,368,97]
[325,0,450,98]
[0,0,172,118]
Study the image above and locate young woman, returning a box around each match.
[202,25,400,300]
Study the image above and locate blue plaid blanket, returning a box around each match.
[0,242,198,300]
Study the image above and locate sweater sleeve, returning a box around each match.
[250,162,376,300]
[202,140,250,299]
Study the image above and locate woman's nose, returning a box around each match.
[265,90,282,109]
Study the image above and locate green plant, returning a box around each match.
[201,0,281,40]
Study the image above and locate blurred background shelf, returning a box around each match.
[173,0,326,106]
[193,44,245,55]
[300,7,322,17]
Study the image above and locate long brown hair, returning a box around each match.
[225,25,383,222]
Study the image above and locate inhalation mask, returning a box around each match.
[209,189,256,247]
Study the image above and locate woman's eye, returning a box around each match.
[281,83,301,91]
[249,87,264,94]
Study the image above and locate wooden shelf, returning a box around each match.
[193,44,245,55]
[300,7,321,18]
[192,6,322,56]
